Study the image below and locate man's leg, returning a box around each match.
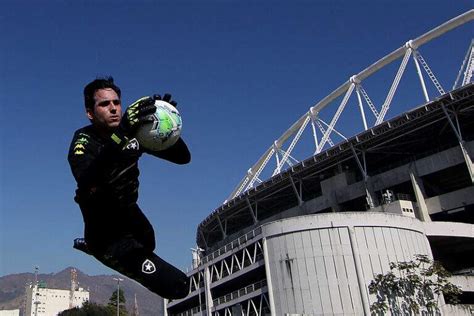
[128,205,156,251]
[98,237,189,300]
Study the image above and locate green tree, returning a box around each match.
[59,301,114,316]
[108,288,128,316]
[368,254,462,315]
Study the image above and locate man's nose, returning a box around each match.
[109,102,119,111]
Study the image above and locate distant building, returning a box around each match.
[0,310,20,316]
[24,284,89,316]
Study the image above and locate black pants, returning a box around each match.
[80,204,189,300]
[95,236,189,300]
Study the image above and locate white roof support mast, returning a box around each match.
[454,39,474,89]
[227,10,474,202]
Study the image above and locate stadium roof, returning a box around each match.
[197,84,474,250]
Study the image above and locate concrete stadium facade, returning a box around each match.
[166,84,474,315]
[164,13,474,315]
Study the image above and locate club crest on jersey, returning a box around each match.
[142,259,156,274]
[125,138,140,151]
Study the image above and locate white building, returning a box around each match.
[0,310,20,316]
[25,285,89,316]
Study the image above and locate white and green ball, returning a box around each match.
[135,100,182,151]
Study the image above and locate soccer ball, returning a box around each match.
[134,100,182,151]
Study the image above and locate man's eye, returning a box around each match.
[97,100,120,107]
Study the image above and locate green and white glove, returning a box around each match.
[156,93,178,108]
[111,96,157,147]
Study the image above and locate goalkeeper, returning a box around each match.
[68,76,190,299]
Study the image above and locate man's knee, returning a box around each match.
[117,248,190,299]
[87,237,189,299]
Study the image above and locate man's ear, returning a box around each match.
[86,108,94,121]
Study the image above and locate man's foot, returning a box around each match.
[73,238,92,255]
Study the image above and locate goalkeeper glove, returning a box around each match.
[110,96,156,147]
[154,93,178,108]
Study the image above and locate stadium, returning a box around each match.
[167,10,474,315]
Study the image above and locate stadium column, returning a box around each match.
[163,299,168,316]
[460,142,474,183]
[365,185,376,209]
[409,172,431,222]
[321,173,344,212]
[440,104,474,183]
[348,226,370,315]
[203,265,213,315]
[350,145,377,209]
[262,237,277,316]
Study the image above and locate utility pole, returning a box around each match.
[34,266,39,316]
[69,268,78,309]
[113,277,123,316]
[133,293,139,316]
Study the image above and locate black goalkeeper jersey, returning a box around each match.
[68,125,142,208]
[68,125,145,248]
[68,124,190,251]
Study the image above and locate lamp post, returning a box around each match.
[113,277,123,316]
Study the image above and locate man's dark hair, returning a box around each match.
[83,76,121,109]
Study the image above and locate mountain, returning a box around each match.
[0,267,164,315]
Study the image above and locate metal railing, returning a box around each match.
[202,226,263,264]
[212,280,267,306]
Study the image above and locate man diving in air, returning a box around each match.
[68,76,190,299]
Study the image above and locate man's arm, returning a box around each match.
[141,93,191,164]
[144,137,191,164]
[67,129,124,189]
[68,97,157,188]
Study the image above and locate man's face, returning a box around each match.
[87,88,122,131]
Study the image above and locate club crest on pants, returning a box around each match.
[142,259,156,274]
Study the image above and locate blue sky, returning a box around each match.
[0,1,472,276]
